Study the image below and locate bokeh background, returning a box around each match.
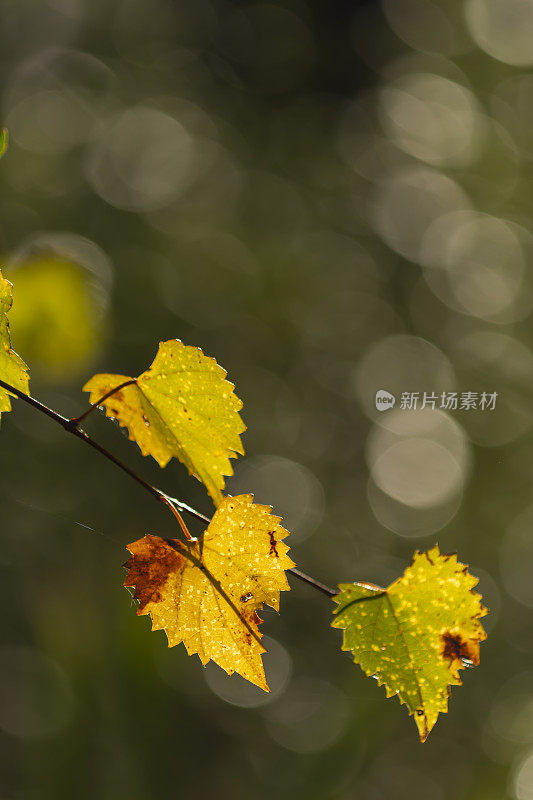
[0,0,532,797]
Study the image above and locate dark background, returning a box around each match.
[0,0,532,797]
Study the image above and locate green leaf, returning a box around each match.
[331,545,487,742]
[0,129,8,160]
[83,340,245,505]
[0,272,30,418]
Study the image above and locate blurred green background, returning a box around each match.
[0,0,532,797]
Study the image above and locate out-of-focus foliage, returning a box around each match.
[0,129,7,160]
[332,546,487,742]
[6,255,107,380]
[84,339,245,505]
[0,0,531,796]
[125,494,293,691]
[0,272,29,418]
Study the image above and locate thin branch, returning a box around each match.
[155,497,337,597]
[0,377,163,505]
[160,492,210,523]
[288,567,337,598]
[70,378,137,426]
[0,377,335,597]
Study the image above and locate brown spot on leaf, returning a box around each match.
[268,531,279,557]
[124,535,185,613]
[441,631,479,666]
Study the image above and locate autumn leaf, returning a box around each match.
[124,494,294,690]
[331,546,487,742]
[83,339,245,505]
[0,272,30,419]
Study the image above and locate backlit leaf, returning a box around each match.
[83,340,245,505]
[0,272,30,419]
[124,494,294,690]
[332,546,487,741]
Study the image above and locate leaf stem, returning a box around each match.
[0,378,337,598]
[70,378,137,426]
[160,496,193,540]
[333,590,387,617]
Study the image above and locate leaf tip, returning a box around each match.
[414,709,431,743]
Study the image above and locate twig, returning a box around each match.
[288,568,337,598]
[0,378,163,504]
[161,494,210,523]
[70,378,137,426]
[0,377,337,598]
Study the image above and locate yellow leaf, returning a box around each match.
[124,494,294,690]
[332,546,487,742]
[83,339,245,505]
[0,271,29,418]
